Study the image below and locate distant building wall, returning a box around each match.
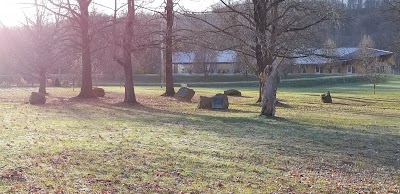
[295,56,394,74]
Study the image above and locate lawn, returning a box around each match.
[0,76,399,193]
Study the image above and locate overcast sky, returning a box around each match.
[0,0,219,26]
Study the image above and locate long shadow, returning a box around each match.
[304,94,378,104]
[312,95,400,118]
[40,97,400,171]
[334,96,399,103]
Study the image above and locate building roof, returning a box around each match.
[172,52,196,64]
[173,50,237,64]
[294,47,393,65]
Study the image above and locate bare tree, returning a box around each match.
[323,38,339,73]
[112,0,137,103]
[45,0,95,98]
[164,0,175,96]
[190,0,337,117]
[184,1,339,111]
[193,47,218,77]
[357,35,386,94]
[3,0,67,93]
[28,0,67,94]
[383,0,400,73]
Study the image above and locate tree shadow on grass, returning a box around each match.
[230,95,253,99]
[42,96,400,172]
[305,94,376,104]
[334,96,399,103]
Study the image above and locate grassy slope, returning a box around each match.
[0,76,399,193]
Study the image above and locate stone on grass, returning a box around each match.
[174,87,195,102]
[93,87,105,97]
[224,89,241,96]
[198,96,212,109]
[321,91,332,103]
[29,92,46,105]
[212,94,229,109]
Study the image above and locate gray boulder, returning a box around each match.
[321,91,332,103]
[198,96,212,109]
[29,92,46,105]
[224,89,241,96]
[175,87,195,102]
[212,94,229,109]
[93,88,105,97]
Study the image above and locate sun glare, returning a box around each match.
[0,0,218,27]
[0,0,30,26]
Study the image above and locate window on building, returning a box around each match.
[315,66,323,74]
[315,66,320,74]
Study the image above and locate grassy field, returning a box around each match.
[0,76,399,193]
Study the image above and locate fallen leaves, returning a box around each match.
[0,167,27,182]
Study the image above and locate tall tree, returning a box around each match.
[46,0,95,98]
[113,0,137,103]
[27,0,66,94]
[184,1,338,106]
[164,0,175,96]
[256,0,337,116]
[195,0,336,116]
[4,0,67,94]
[323,38,339,73]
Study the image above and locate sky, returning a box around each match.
[0,0,219,26]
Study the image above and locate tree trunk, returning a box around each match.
[72,76,75,92]
[124,64,136,103]
[164,0,175,96]
[77,2,95,98]
[257,80,262,103]
[123,0,136,103]
[373,84,376,94]
[38,70,46,94]
[261,68,279,117]
[113,0,136,103]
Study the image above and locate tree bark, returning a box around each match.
[124,64,136,103]
[77,1,95,98]
[261,67,279,117]
[38,69,47,94]
[253,0,267,103]
[257,80,263,103]
[164,0,175,96]
[114,0,136,103]
[123,0,136,103]
[373,84,376,94]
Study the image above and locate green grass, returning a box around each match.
[0,76,399,193]
[96,74,362,88]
